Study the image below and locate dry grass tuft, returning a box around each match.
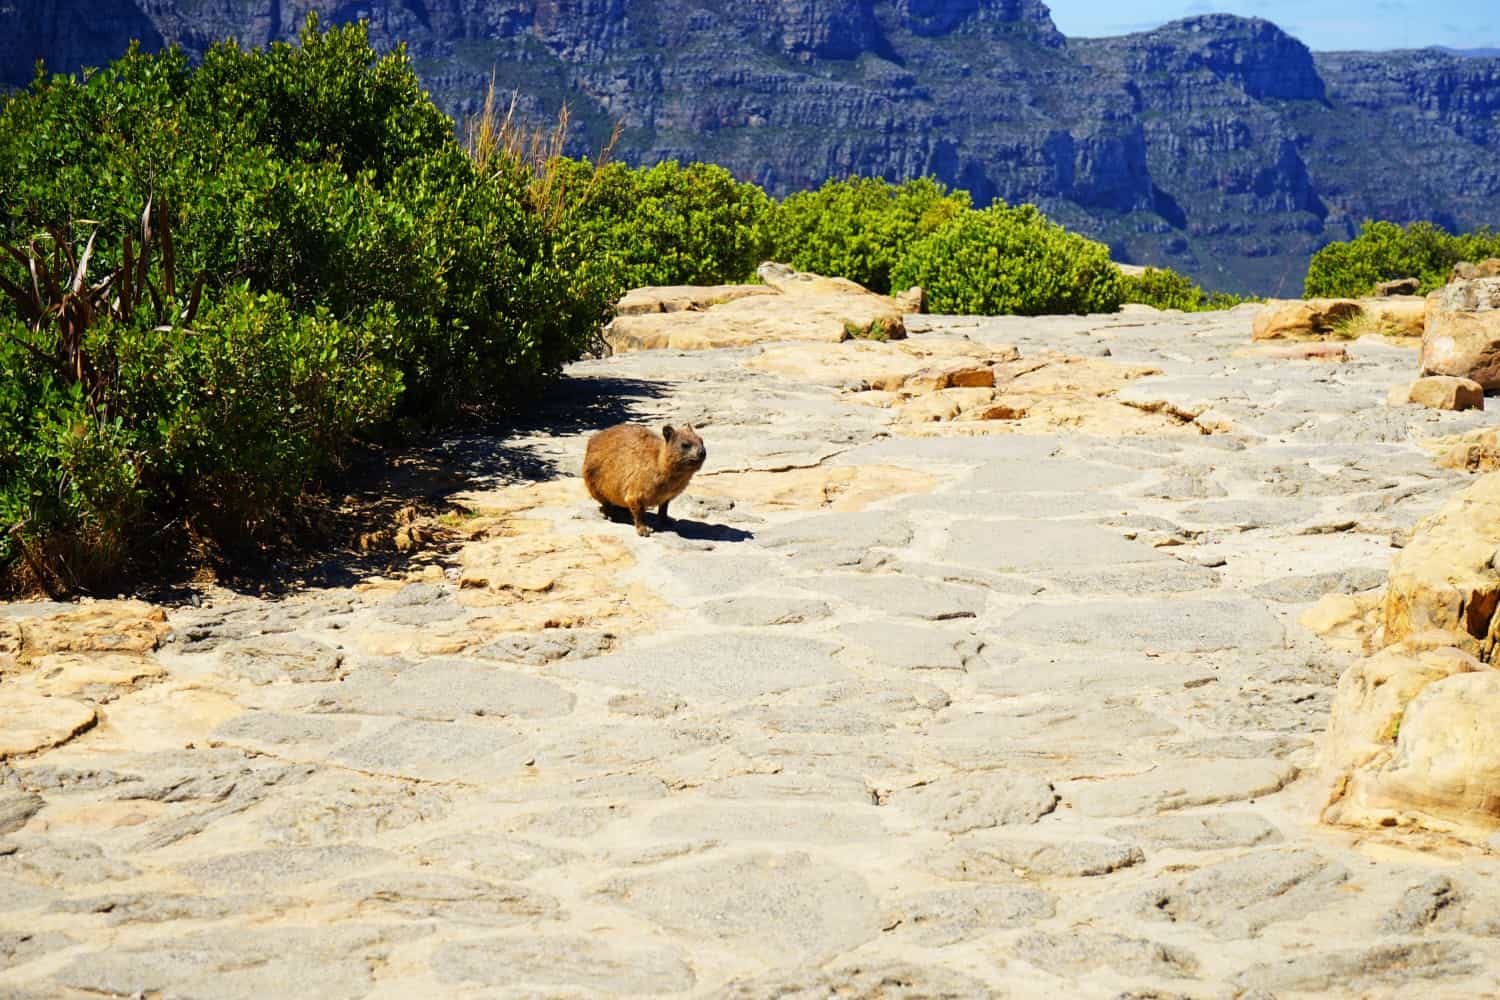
[463,75,621,231]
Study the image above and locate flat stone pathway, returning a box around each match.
[4,309,1500,998]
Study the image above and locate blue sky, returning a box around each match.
[1046,1,1497,52]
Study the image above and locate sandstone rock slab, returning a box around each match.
[717,961,999,1000]
[890,773,1059,832]
[0,693,96,758]
[328,720,529,783]
[557,633,847,701]
[1322,636,1500,838]
[1120,848,1348,939]
[433,932,696,994]
[1014,930,1200,979]
[884,885,1056,946]
[943,520,1169,573]
[1001,598,1284,653]
[54,925,420,1000]
[803,573,987,620]
[1108,811,1283,851]
[597,851,879,965]
[647,803,886,844]
[1064,758,1298,817]
[925,838,1144,879]
[1234,942,1474,994]
[315,658,575,721]
[335,871,558,924]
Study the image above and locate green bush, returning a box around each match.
[0,279,403,589]
[891,204,1124,316]
[766,177,970,294]
[0,17,610,591]
[1305,220,1500,298]
[1119,267,1253,312]
[551,158,773,293]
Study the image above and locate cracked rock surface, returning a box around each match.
[2,308,1500,997]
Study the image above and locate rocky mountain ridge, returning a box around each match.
[3,0,1498,295]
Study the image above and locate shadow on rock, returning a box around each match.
[669,519,756,543]
[138,374,672,602]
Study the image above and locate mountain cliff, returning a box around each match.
[5,0,1498,295]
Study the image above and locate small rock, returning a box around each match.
[1375,277,1422,296]
[1391,375,1485,411]
[0,792,44,834]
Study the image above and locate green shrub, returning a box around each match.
[0,17,610,591]
[891,204,1123,316]
[1305,220,1500,298]
[0,333,146,589]
[1119,267,1253,312]
[766,177,970,294]
[551,158,773,293]
[1119,267,1203,310]
[155,289,404,534]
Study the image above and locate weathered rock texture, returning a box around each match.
[5,304,1500,997]
[605,264,907,352]
[7,4,1500,295]
[1390,375,1485,412]
[1421,277,1500,389]
[1320,473,1500,840]
[1253,299,1363,340]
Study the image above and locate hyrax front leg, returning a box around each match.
[657,501,673,527]
[629,502,652,536]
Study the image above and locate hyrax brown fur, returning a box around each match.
[583,423,707,536]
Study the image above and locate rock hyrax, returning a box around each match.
[583,423,707,536]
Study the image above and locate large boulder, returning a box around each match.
[1319,472,1500,842]
[1321,636,1500,837]
[1383,471,1500,661]
[1251,299,1362,340]
[1419,276,1500,388]
[605,264,908,353]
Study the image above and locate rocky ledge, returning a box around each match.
[2,278,1500,997]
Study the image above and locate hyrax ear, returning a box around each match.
[662,425,676,443]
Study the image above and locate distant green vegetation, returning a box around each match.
[764,177,969,295]
[1119,267,1256,312]
[893,205,1125,316]
[1305,220,1500,298]
[0,16,1241,593]
[551,158,773,291]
